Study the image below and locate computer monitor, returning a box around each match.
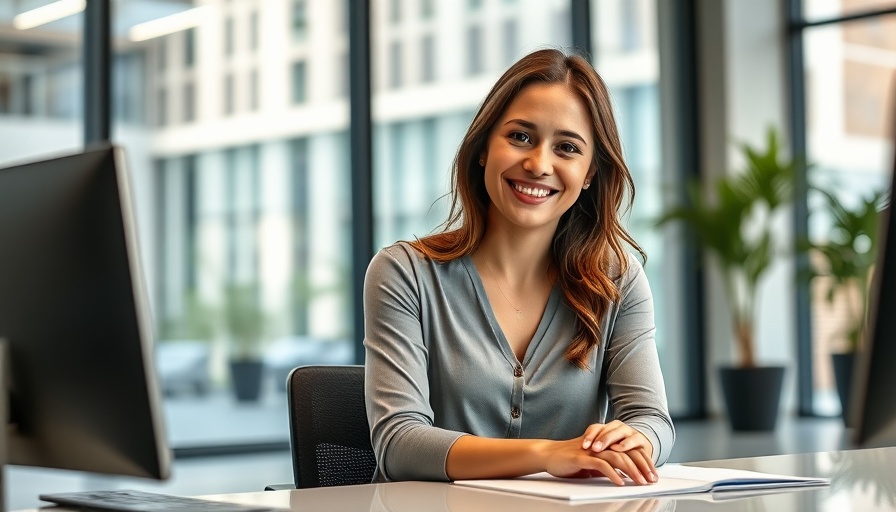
[851,96,896,447]
[0,145,171,498]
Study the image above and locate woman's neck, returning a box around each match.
[476,228,554,283]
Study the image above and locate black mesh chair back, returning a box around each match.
[286,365,377,488]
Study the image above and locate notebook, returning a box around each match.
[453,464,830,502]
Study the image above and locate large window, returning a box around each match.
[107,0,353,450]
[796,1,896,415]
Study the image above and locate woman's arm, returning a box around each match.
[364,247,465,482]
[446,433,656,485]
[598,255,676,465]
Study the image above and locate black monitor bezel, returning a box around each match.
[0,144,170,479]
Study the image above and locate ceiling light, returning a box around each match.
[13,0,86,30]
[128,6,210,42]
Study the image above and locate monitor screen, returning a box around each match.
[851,99,896,447]
[0,145,170,479]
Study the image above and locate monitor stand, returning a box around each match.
[1,338,8,512]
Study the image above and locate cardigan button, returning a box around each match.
[513,365,523,378]
[511,407,521,419]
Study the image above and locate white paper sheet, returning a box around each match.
[453,464,830,502]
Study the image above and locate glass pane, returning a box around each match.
[112,0,352,449]
[803,0,896,23]
[371,0,573,248]
[0,1,83,165]
[803,15,896,415]
[594,0,684,414]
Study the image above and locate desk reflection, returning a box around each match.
[828,448,896,511]
[285,481,674,512]
[373,482,672,512]
[683,446,896,512]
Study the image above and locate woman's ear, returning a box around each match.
[478,151,486,167]
[583,168,596,190]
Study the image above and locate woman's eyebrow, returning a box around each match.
[504,119,588,146]
[556,129,588,146]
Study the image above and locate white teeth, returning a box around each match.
[513,183,550,198]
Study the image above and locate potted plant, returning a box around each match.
[655,127,797,431]
[160,290,218,341]
[223,282,268,402]
[802,185,887,424]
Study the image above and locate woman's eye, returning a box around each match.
[508,132,530,144]
[557,142,580,154]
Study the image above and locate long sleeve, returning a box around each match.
[602,254,676,465]
[363,246,464,482]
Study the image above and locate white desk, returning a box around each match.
[20,446,896,511]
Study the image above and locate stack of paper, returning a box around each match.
[453,464,829,502]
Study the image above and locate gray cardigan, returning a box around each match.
[363,242,675,482]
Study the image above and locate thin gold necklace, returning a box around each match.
[481,258,526,322]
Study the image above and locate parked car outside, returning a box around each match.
[263,337,353,393]
[156,340,212,397]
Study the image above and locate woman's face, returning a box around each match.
[480,82,595,236]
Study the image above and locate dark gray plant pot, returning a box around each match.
[230,359,264,402]
[719,366,786,431]
[831,352,856,427]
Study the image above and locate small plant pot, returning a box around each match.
[230,359,265,402]
[719,366,786,431]
[831,352,856,427]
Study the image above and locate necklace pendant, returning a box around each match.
[515,309,523,321]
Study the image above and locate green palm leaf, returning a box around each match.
[654,126,797,367]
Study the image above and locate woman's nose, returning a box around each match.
[522,145,553,176]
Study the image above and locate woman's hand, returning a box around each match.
[579,421,657,482]
[582,420,654,457]
[540,436,655,486]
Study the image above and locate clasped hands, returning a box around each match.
[543,420,657,486]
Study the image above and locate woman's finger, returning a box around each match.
[590,422,630,452]
[624,446,658,483]
[577,454,626,486]
[580,423,608,449]
[611,432,648,452]
[602,450,649,485]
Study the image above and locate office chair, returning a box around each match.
[286,365,377,488]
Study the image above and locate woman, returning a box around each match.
[363,48,674,485]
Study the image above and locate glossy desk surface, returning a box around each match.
[29,447,896,512]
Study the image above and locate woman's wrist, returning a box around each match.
[530,438,556,470]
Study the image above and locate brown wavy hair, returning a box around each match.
[409,48,644,369]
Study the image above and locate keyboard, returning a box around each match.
[39,489,278,512]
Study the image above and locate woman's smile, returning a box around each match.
[507,179,558,202]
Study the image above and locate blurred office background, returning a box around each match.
[1,0,894,509]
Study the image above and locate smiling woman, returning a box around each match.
[363,48,674,486]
